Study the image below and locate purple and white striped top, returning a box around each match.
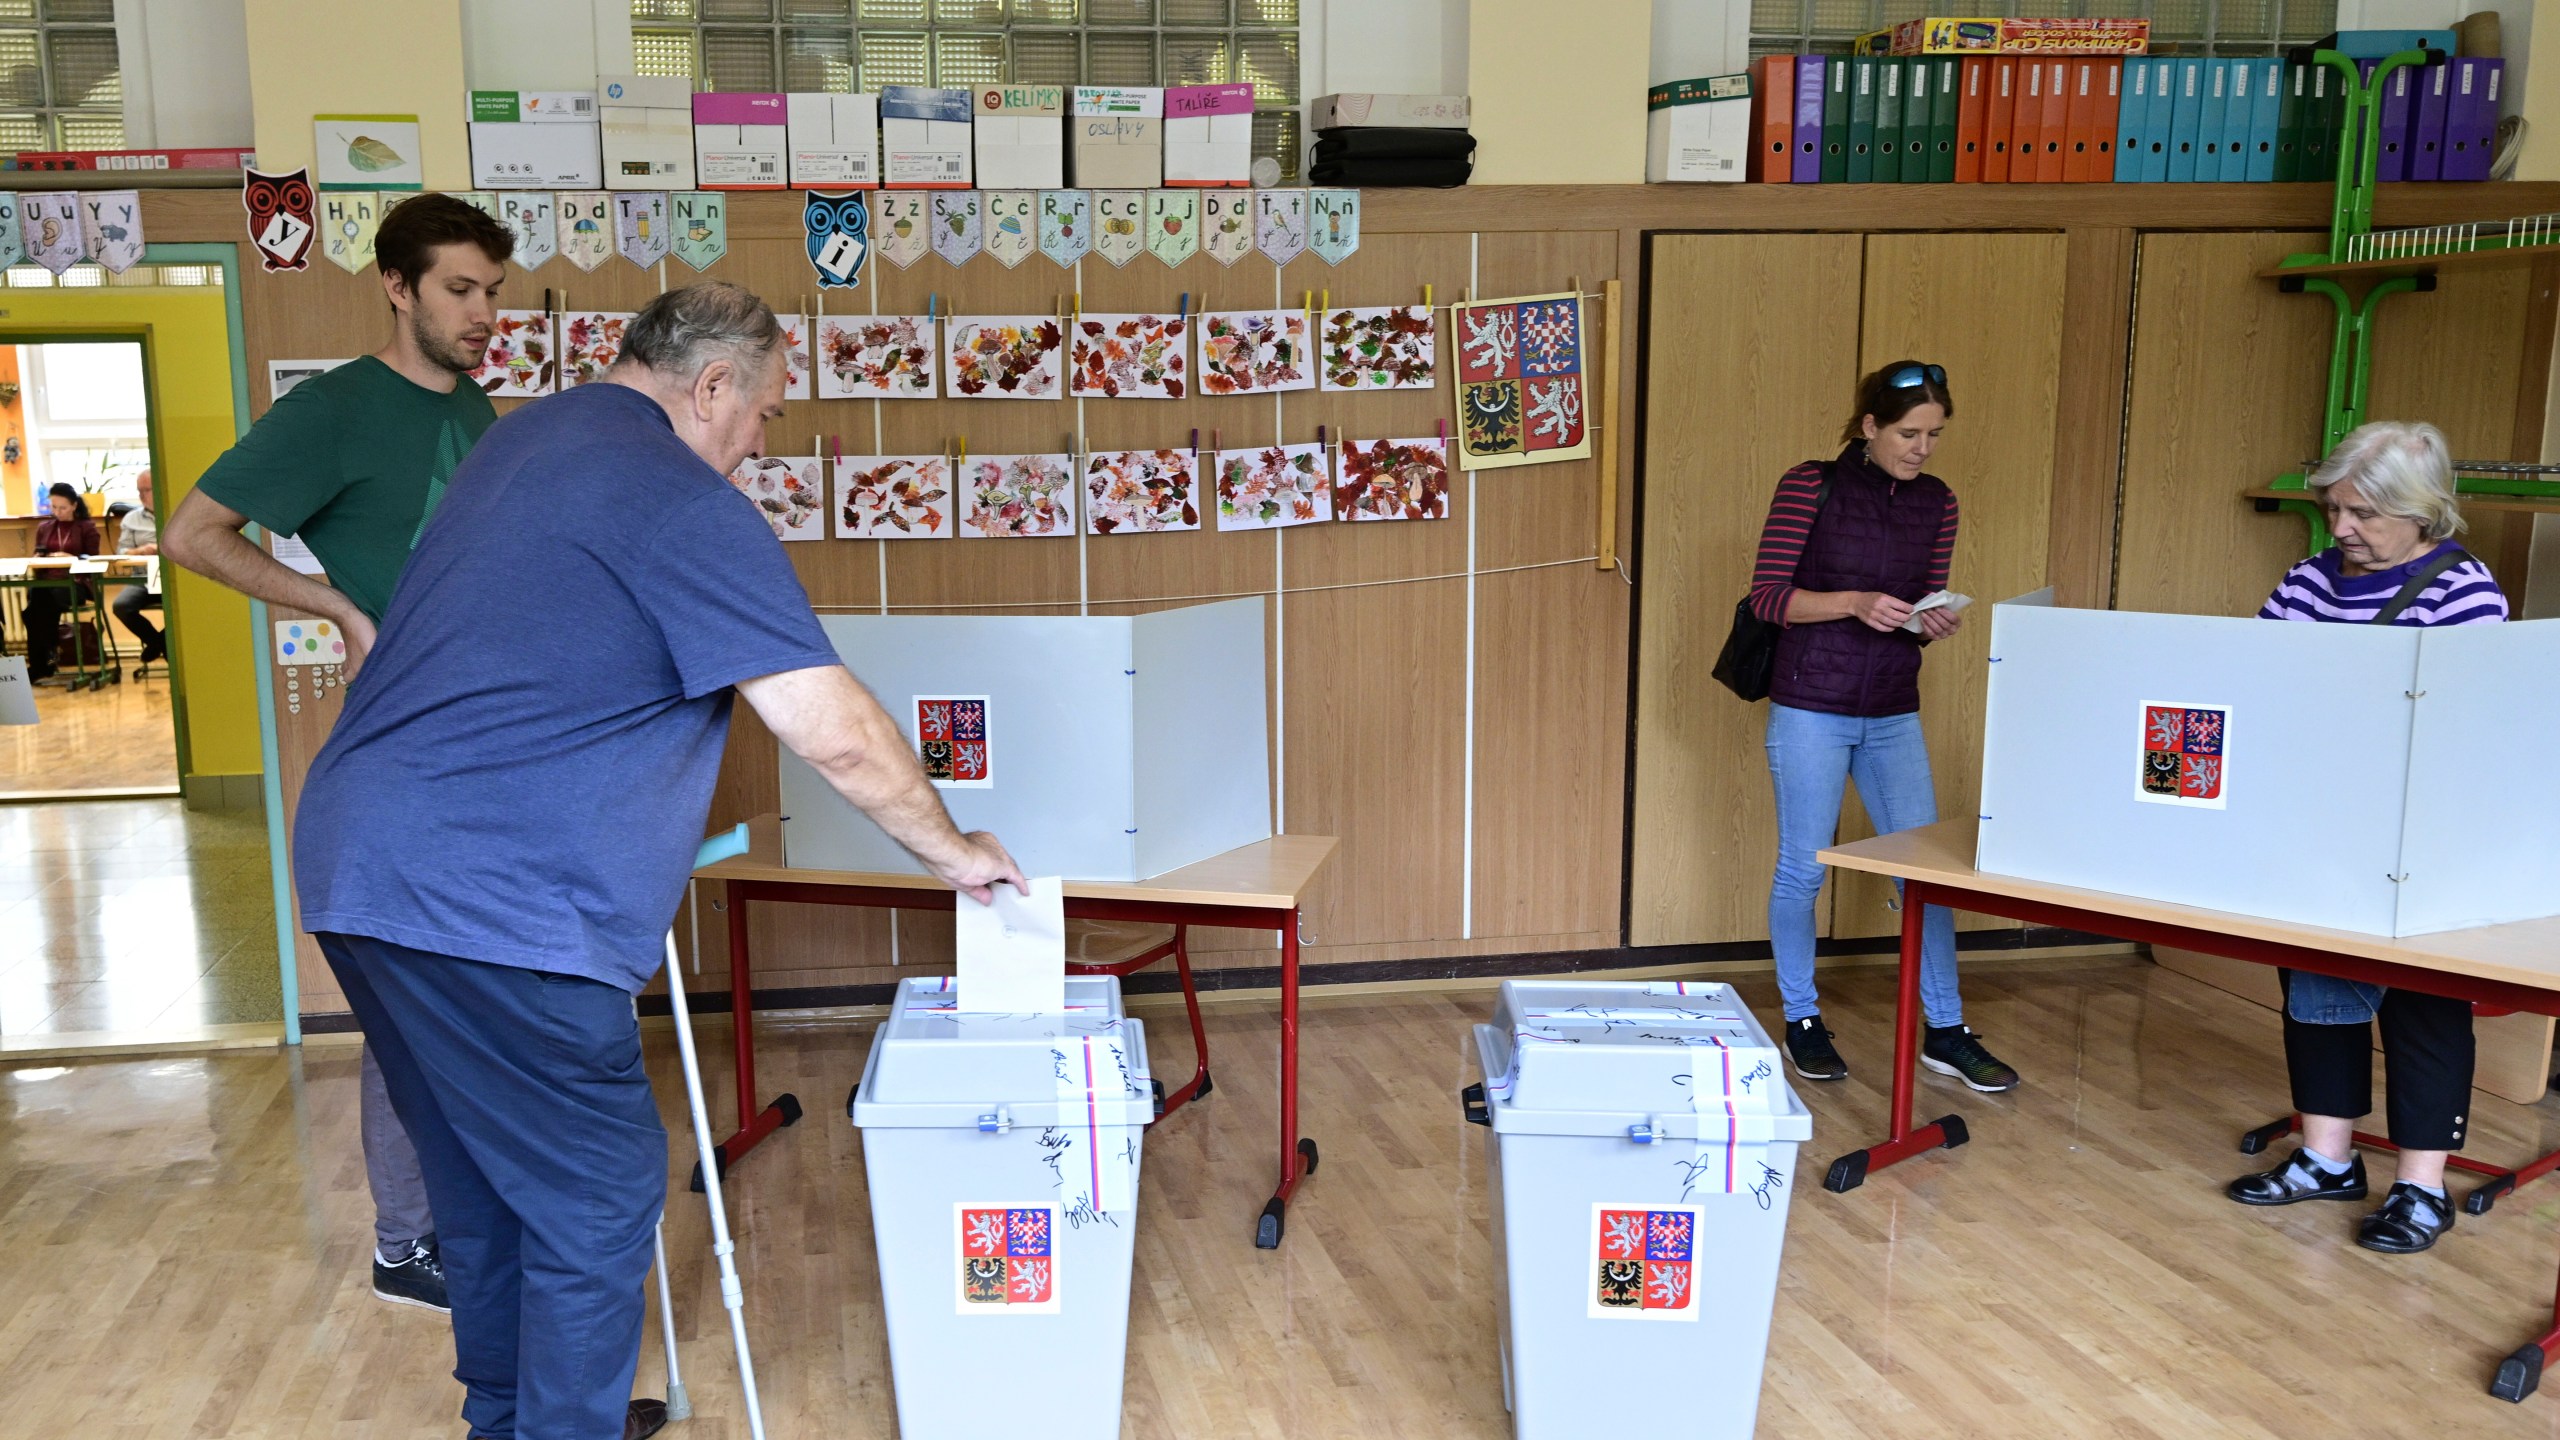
[2257,541,2509,628]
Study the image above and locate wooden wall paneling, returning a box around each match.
[2117,232,2333,618]
[1468,229,1628,946]
[1829,233,2067,942]
[2362,261,2535,589]
[1626,233,1866,949]
[2047,227,2136,609]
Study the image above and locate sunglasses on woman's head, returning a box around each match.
[1883,362,1947,390]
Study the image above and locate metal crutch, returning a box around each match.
[657,824,768,1438]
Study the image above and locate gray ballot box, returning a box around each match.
[852,976,1153,1440]
[1465,980,1812,1440]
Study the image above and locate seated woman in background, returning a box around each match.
[111,468,164,666]
[23,481,101,684]
[2226,420,2508,1255]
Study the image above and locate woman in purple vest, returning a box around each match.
[1747,361,2019,1094]
[2226,420,2508,1255]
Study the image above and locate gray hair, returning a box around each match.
[617,281,785,386]
[2306,420,2465,541]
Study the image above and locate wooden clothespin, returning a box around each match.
[1422,283,1432,313]
[1072,291,1082,325]
[956,435,967,468]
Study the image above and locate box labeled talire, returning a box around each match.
[1164,82,1253,186]
[694,92,786,189]
[973,84,1065,189]
[1307,93,1471,131]
[600,75,694,191]
[468,91,600,190]
[1645,73,1752,183]
[882,85,973,188]
[1070,86,1162,189]
[788,92,879,187]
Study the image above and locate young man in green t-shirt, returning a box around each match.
[166,193,504,1317]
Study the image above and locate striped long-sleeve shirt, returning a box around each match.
[2256,542,2508,627]
[1746,459,1959,625]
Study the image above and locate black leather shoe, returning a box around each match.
[624,1398,669,1440]
[2227,1148,2368,1206]
[2358,1182,2455,1254]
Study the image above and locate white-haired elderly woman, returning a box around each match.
[2227,420,2508,1254]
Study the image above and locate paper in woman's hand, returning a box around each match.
[955,875,1066,1013]
[1898,590,1973,633]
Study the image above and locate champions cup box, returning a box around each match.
[469,91,600,190]
[1856,17,2150,55]
[974,85,1065,189]
[1070,86,1163,188]
[600,75,694,191]
[788,92,879,187]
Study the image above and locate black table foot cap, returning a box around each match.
[2466,1175,2515,1217]
[2238,1117,2293,1156]
[1298,1137,1320,1174]
[1937,1114,1970,1149]
[1824,1150,1870,1194]
[1197,1069,1214,1099]
[846,1082,860,1119]
[2493,1344,2544,1403]
[774,1092,803,1127]
[1255,1197,1285,1250]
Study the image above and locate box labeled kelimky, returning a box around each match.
[974,84,1065,189]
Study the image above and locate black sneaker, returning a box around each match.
[1921,1024,2020,1092]
[2228,1147,2369,1206]
[2358,1181,2455,1254]
[372,1237,449,1313]
[1783,1016,1849,1082]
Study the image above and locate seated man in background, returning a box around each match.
[111,468,163,666]
[294,281,1026,1440]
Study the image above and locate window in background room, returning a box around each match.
[1748,0,2338,56]
[19,341,147,506]
[631,0,1302,179]
[0,0,121,151]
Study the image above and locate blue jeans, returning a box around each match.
[1766,704,1962,1029]
[322,932,666,1440]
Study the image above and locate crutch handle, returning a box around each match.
[694,823,749,870]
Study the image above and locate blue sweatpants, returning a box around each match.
[321,932,667,1440]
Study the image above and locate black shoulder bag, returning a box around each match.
[1711,468,1834,702]
[2368,546,2471,624]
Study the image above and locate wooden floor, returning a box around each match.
[0,798,280,1037]
[0,666,181,795]
[7,958,2560,1438]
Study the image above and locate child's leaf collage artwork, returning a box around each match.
[1318,305,1434,392]
[816,314,937,399]
[726,454,826,542]
[1085,448,1199,534]
[777,312,814,400]
[1335,436,1450,523]
[559,311,633,388]
[471,309,554,398]
[1070,313,1187,399]
[1197,309,1312,395]
[834,454,953,540]
[945,316,1065,399]
[1215,443,1332,531]
[961,453,1077,537]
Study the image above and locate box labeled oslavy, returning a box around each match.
[973,84,1065,190]
[1856,17,2148,55]
[1308,93,1471,130]
[1163,82,1254,186]
[880,85,973,188]
[787,92,879,187]
[1070,86,1163,189]
[1646,73,1753,182]
[600,75,694,191]
[468,91,600,190]
[693,92,786,189]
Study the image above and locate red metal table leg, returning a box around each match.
[1255,907,1314,1248]
[1156,925,1212,1119]
[1822,879,1970,1193]
[695,877,801,1192]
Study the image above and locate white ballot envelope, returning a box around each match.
[954,875,1066,1013]
[1899,589,1973,633]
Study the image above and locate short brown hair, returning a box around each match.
[1841,359,1955,444]
[375,193,512,302]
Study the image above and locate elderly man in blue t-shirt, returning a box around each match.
[294,281,1026,1440]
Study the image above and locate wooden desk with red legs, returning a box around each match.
[692,814,1338,1249]
[1816,818,2560,1404]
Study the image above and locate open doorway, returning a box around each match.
[0,336,178,799]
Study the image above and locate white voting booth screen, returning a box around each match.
[779,597,1271,882]
[1977,600,2560,938]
